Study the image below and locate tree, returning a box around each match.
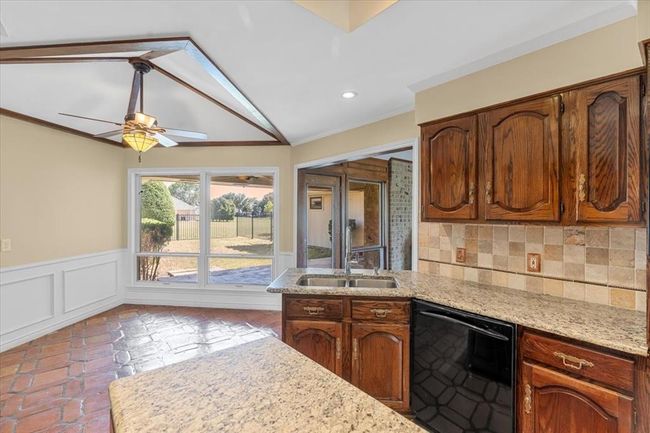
[168,182,199,206]
[254,192,274,216]
[220,192,255,215]
[211,197,236,221]
[138,181,175,281]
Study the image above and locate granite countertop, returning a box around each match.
[109,337,426,433]
[267,268,648,357]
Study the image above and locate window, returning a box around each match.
[132,169,277,287]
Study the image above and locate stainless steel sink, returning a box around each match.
[349,278,397,289]
[296,275,397,289]
[296,276,347,287]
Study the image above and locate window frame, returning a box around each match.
[128,167,280,291]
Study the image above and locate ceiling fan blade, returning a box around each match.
[59,113,123,126]
[93,129,124,138]
[153,133,178,148]
[158,127,207,140]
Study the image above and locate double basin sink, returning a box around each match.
[296,274,398,289]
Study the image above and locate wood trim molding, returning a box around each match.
[418,66,646,127]
[0,36,289,146]
[0,108,124,147]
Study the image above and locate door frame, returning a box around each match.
[293,138,419,270]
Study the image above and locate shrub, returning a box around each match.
[138,181,175,281]
[211,197,236,221]
[141,181,175,226]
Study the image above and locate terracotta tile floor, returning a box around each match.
[0,304,281,433]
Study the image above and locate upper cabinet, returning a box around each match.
[568,76,641,223]
[480,96,561,222]
[419,70,646,226]
[421,114,478,220]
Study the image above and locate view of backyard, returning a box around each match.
[137,175,274,286]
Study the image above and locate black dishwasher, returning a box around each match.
[411,300,516,433]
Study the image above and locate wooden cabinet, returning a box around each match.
[285,319,342,376]
[351,323,409,411]
[521,362,633,433]
[421,114,478,220]
[282,295,410,412]
[520,331,636,433]
[568,76,642,223]
[480,96,561,222]
[419,70,646,226]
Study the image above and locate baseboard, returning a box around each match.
[0,249,127,352]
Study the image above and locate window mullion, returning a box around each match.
[199,171,209,287]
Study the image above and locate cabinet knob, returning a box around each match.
[578,174,587,202]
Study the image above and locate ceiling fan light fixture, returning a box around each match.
[123,130,158,161]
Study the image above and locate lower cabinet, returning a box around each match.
[351,323,410,412]
[520,331,636,433]
[284,319,343,376]
[283,295,411,412]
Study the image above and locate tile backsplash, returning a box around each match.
[418,223,647,312]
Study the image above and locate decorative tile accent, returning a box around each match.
[418,222,647,311]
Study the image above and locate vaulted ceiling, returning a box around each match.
[0,0,638,146]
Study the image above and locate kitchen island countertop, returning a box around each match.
[267,268,648,357]
[109,336,426,433]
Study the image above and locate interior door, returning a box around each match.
[297,173,341,268]
[480,96,561,221]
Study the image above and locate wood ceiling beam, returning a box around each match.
[0,36,290,146]
[146,61,279,142]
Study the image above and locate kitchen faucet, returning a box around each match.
[344,225,357,277]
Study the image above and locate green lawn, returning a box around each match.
[308,245,332,260]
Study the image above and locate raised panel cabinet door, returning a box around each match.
[481,96,561,221]
[520,363,633,433]
[351,323,410,411]
[421,114,478,220]
[572,76,641,223]
[284,320,343,376]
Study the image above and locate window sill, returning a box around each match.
[128,282,274,294]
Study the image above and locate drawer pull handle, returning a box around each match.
[485,181,493,204]
[336,338,341,360]
[553,351,594,370]
[370,308,391,318]
[352,338,359,361]
[468,182,476,204]
[524,384,532,414]
[303,306,325,315]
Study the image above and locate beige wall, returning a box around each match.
[0,115,125,267]
[124,145,294,253]
[415,16,645,124]
[292,111,418,166]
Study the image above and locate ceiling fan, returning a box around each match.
[59,61,207,161]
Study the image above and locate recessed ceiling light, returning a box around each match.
[341,91,357,99]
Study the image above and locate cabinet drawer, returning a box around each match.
[521,332,634,392]
[351,300,410,323]
[285,297,343,320]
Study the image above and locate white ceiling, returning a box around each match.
[0,0,638,145]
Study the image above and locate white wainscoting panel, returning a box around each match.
[64,261,118,313]
[0,249,126,352]
[1,274,54,334]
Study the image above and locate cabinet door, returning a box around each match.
[520,362,633,433]
[421,114,478,220]
[351,323,409,411]
[481,96,561,221]
[571,76,641,223]
[285,320,343,376]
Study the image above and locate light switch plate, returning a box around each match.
[456,247,466,263]
[1,239,11,252]
[527,253,541,272]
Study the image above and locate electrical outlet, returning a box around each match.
[1,239,11,252]
[527,253,541,273]
[456,247,466,263]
